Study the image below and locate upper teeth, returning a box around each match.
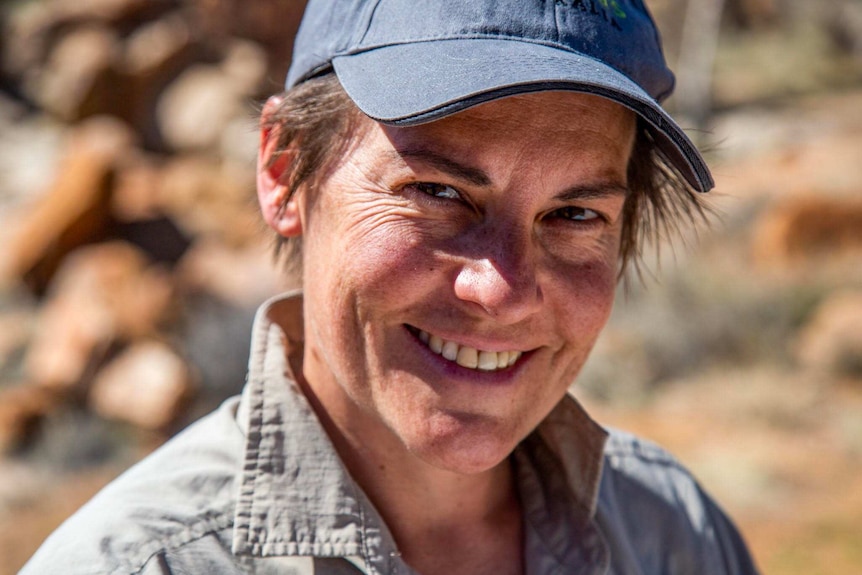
[416,329,522,371]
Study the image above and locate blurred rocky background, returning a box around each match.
[0,0,860,573]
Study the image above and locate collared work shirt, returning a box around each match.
[21,293,759,575]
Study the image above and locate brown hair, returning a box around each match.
[261,74,708,279]
[261,74,365,270]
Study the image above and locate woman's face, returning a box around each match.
[265,90,635,475]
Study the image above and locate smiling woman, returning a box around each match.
[20,1,758,574]
[264,90,631,486]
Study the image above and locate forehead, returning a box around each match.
[349,91,637,181]
[422,90,635,133]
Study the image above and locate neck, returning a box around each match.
[297,366,524,575]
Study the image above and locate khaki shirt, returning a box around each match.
[21,293,758,575]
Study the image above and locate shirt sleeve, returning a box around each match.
[597,430,761,575]
[699,484,760,575]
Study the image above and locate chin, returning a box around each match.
[404,412,522,475]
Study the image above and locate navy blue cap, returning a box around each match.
[287,0,713,192]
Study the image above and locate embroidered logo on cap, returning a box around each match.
[555,0,628,31]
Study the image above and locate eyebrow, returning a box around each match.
[384,148,492,187]
[384,147,628,199]
[554,182,629,201]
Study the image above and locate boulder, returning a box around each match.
[157,154,259,246]
[109,151,165,222]
[2,3,63,83]
[24,242,175,390]
[185,0,306,86]
[48,0,178,30]
[176,239,293,306]
[122,11,196,82]
[154,38,269,154]
[0,385,58,454]
[30,24,123,122]
[120,11,201,147]
[0,311,34,373]
[220,39,268,96]
[2,0,175,88]
[108,152,195,265]
[156,64,243,153]
[0,116,135,293]
[0,104,66,214]
[88,341,195,430]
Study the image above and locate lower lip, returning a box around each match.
[403,325,529,384]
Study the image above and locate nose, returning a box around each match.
[452,229,542,324]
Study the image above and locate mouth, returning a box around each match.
[406,326,523,372]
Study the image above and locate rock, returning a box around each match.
[176,239,293,306]
[2,2,60,83]
[120,11,201,147]
[156,64,244,152]
[109,152,195,265]
[0,107,66,213]
[123,11,196,80]
[60,241,175,338]
[185,0,306,86]
[158,154,260,246]
[795,291,862,377]
[0,385,58,454]
[154,37,270,154]
[220,39,268,95]
[751,194,862,267]
[2,0,175,84]
[30,24,123,121]
[24,242,175,390]
[0,311,34,375]
[109,152,165,221]
[89,341,195,430]
[49,0,178,30]
[219,113,260,169]
[0,116,135,293]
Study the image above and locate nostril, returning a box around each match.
[453,258,541,321]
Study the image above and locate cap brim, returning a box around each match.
[332,38,713,192]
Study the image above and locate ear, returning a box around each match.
[257,96,303,237]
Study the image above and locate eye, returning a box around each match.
[408,182,462,200]
[548,206,602,222]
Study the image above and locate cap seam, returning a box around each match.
[338,34,619,69]
[334,34,673,105]
[353,0,384,49]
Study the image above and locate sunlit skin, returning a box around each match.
[258,91,636,575]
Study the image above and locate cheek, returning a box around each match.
[546,227,620,317]
[304,212,443,347]
[345,222,433,305]
[550,256,619,357]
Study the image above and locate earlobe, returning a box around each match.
[257,96,303,238]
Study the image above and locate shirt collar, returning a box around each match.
[232,292,608,573]
[232,291,409,575]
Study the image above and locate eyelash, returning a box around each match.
[404,181,606,225]
[406,182,462,201]
[546,206,602,223]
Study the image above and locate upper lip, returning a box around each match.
[405,324,535,354]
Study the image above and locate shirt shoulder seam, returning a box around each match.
[121,505,236,575]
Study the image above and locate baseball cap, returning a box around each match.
[286,0,713,192]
